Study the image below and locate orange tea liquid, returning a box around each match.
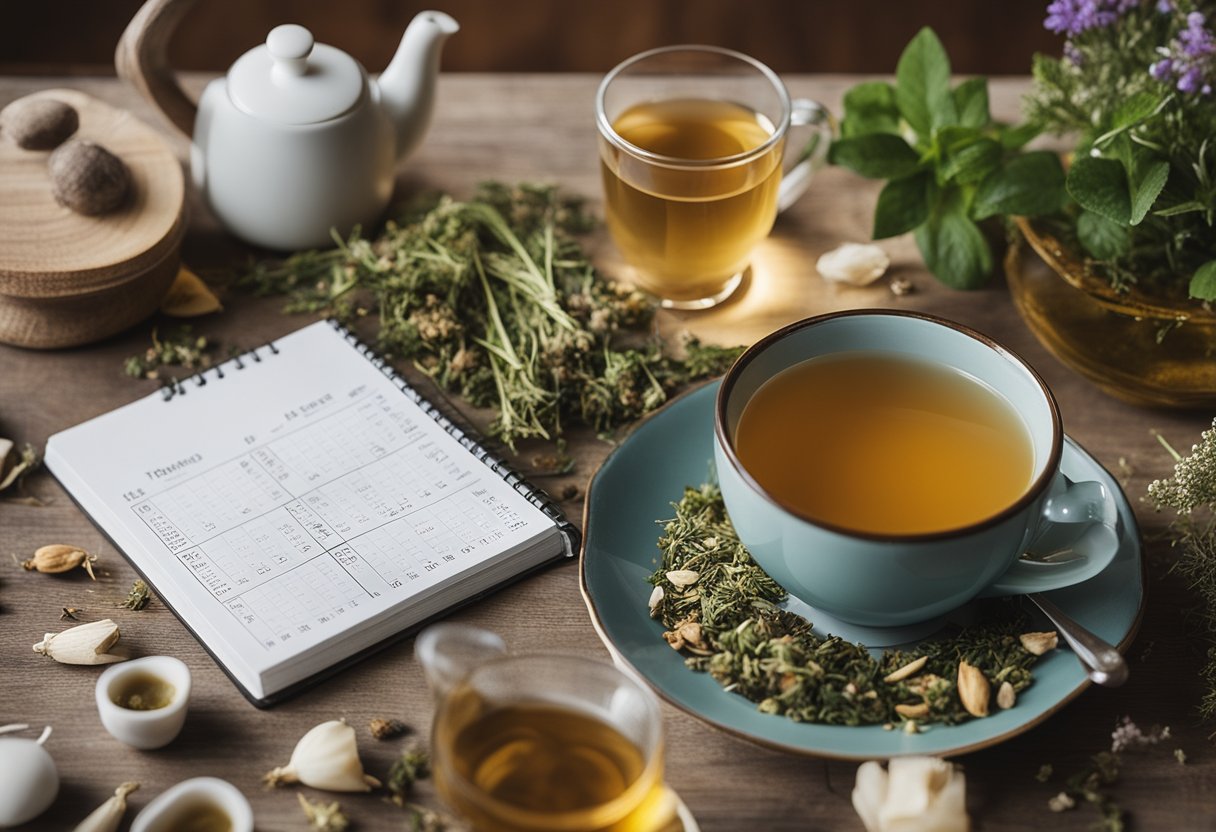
[734,353,1035,535]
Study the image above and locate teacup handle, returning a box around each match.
[982,476,1119,597]
[777,99,835,213]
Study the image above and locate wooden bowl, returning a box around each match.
[0,88,185,349]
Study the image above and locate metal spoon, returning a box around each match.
[1028,592,1128,687]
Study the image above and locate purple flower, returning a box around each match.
[1156,0,1174,10]
[1151,8,1216,95]
[1045,0,1119,35]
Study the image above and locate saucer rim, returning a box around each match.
[578,379,1146,760]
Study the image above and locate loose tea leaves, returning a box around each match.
[648,484,1045,727]
[243,182,742,448]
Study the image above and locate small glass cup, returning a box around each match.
[596,45,833,310]
[417,624,681,832]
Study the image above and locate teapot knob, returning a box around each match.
[266,24,314,77]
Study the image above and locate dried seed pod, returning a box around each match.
[22,545,96,580]
[957,661,991,718]
[997,681,1017,710]
[71,781,139,832]
[1019,631,1059,656]
[665,569,699,588]
[33,619,125,665]
[48,140,131,216]
[883,656,927,684]
[0,97,78,150]
[895,702,930,719]
[647,585,664,618]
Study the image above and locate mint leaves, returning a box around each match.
[831,27,1065,290]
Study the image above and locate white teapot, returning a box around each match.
[117,0,458,250]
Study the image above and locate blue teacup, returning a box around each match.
[713,310,1119,627]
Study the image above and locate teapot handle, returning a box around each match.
[115,0,199,138]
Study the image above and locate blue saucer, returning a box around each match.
[579,381,1144,759]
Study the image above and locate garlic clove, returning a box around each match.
[851,760,888,832]
[852,757,969,832]
[265,720,380,792]
[72,782,139,832]
[816,243,890,286]
[33,619,125,665]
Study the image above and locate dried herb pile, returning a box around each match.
[242,183,742,448]
[648,484,1047,729]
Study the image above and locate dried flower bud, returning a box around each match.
[297,793,349,832]
[368,718,409,741]
[22,545,96,579]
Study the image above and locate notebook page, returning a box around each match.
[46,321,557,696]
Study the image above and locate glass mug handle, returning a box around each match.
[776,99,836,213]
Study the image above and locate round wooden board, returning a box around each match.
[0,87,185,298]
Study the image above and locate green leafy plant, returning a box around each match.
[829,28,1066,288]
[1028,0,1216,301]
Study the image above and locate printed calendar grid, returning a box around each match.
[130,388,536,652]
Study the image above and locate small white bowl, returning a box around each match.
[95,656,191,750]
[130,777,253,832]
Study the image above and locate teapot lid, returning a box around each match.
[227,24,365,125]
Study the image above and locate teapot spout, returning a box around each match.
[377,10,459,162]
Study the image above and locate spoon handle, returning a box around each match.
[1028,593,1129,687]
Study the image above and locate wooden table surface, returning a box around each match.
[1,74,1213,831]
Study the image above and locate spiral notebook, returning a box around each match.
[45,320,577,706]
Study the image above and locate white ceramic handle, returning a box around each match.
[267,24,313,77]
[777,98,835,213]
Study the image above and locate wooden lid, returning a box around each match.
[0,88,185,299]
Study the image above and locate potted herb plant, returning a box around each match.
[831,4,1216,408]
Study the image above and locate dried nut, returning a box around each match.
[33,618,125,665]
[816,242,890,286]
[883,656,928,684]
[48,140,131,215]
[1020,631,1059,656]
[665,569,699,588]
[22,544,96,579]
[647,585,664,618]
[367,718,408,741]
[957,661,991,718]
[0,97,78,150]
[997,681,1017,710]
[677,620,705,648]
[895,702,930,719]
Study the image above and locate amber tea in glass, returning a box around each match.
[597,46,832,309]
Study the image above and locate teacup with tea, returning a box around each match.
[596,46,833,309]
[714,310,1120,627]
[417,624,682,832]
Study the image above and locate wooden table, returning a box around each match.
[1,74,1213,831]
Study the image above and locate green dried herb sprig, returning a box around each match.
[386,746,431,807]
[242,183,742,448]
[648,484,1044,727]
[118,579,152,611]
[123,326,216,381]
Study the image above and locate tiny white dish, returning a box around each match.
[130,777,253,832]
[95,655,191,750]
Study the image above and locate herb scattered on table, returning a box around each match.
[242,182,743,449]
[123,326,218,381]
[368,717,410,741]
[385,745,431,807]
[297,792,350,832]
[829,27,1066,289]
[118,579,152,611]
[1148,419,1216,724]
[647,484,1047,728]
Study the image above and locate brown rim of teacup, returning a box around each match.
[595,44,793,170]
[714,308,1064,544]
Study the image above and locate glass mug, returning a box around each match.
[596,45,834,310]
[417,624,683,832]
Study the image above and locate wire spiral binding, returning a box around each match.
[160,338,282,401]
[326,319,577,555]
